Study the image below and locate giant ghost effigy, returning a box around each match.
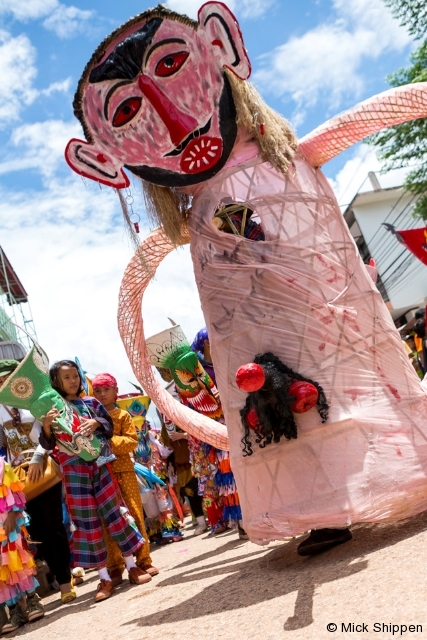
[65,3,427,544]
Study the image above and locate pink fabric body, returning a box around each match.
[118,82,427,543]
[187,149,427,543]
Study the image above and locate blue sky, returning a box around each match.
[0,0,417,391]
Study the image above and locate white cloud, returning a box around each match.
[0,30,71,128]
[254,0,412,123]
[0,172,204,394]
[0,0,57,21]
[0,119,81,178]
[0,0,94,38]
[0,30,38,125]
[43,4,94,39]
[40,77,71,97]
[166,0,274,20]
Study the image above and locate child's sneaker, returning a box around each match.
[2,606,27,633]
[25,592,45,622]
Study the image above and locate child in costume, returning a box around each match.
[40,360,144,603]
[92,373,158,586]
[0,458,44,633]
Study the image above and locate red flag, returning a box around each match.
[395,227,427,266]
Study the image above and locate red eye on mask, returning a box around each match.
[155,51,189,78]
[112,97,142,127]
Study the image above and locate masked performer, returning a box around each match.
[67,3,427,552]
[147,326,245,536]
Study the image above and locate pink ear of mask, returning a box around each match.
[198,1,251,81]
[65,138,130,189]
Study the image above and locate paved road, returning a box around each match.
[15,513,427,640]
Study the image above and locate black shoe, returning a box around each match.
[2,605,27,633]
[297,528,352,556]
[238,526,249,540]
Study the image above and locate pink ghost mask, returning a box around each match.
[65,3,251,189]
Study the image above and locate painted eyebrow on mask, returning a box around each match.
[103,38,188,121]
[104,79,133,120]
[144,38,187,65]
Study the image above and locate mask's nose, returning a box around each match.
[138,75,198,147]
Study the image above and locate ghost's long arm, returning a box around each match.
[299,82,427,167]
[117,226,229,451]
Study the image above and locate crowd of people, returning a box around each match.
[0,326,245,634]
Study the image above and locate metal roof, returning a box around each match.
[0,246,28,304]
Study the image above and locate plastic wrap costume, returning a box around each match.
[66,3,427,544]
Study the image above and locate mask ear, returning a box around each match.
[198,2,251,80]
[65,138,130,189]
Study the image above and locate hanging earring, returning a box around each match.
[125,191,140,233]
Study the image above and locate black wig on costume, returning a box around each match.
[240,352,329,457]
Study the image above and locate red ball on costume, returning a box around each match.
[288,381,318,413]
[236,363,265,392]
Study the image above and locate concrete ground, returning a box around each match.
[10,513,427,640]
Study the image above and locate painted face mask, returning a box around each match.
[164,344,223,420]
[146,325,223,420]
[65,3,251,189]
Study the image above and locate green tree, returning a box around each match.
[370,3,427,219]
[384,0,427,39]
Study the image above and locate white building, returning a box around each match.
[343,172,427,324]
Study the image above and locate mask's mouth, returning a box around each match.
[164,119,212,157]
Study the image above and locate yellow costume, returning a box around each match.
[102,408,151,572]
